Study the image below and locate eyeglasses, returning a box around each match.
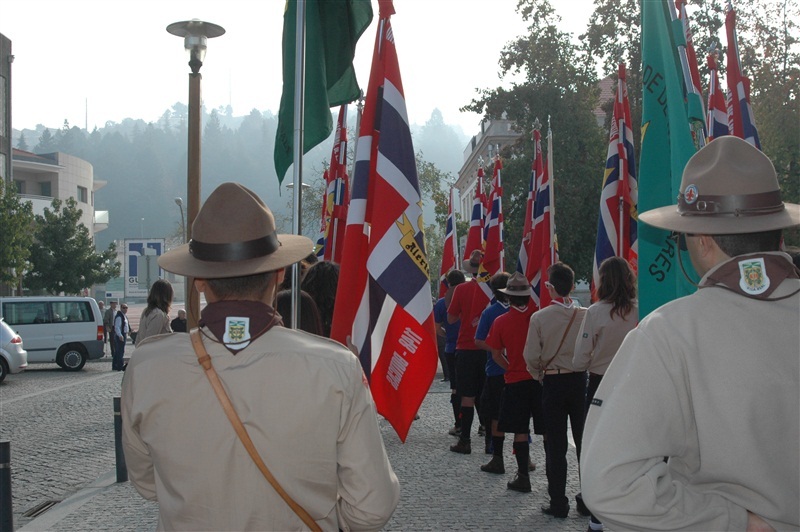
[669,232,695,252]
[121,306,128,310]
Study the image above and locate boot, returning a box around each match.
[480,455,505,474]
[449,439,471,454]
[506,472,531,492]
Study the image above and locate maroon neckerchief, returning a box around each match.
[199,301,283,355]
[700,253,800,301]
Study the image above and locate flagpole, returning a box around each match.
[616,63,625,258]
[547,116,555,265]
[290,0,307,330]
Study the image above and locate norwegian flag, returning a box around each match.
[330,0,437,442]
[525,126,558,309]
[481,157,504,278]
[322,105,350,263]
[725,2,761,149]
[438,188,458,298]
[462,167,487,263]
[706,51,730,141]
[591,62,639,301]
[516,157,536,278]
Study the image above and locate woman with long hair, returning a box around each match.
[573,256,637,529]
[135,279,174,346]
[301,261,339,337]
[275,289,324,336]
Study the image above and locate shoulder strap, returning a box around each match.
[540,307,579,371]
[189,329,322,532]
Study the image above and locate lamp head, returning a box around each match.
[167,19,225,74]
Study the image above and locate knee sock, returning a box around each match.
[459,406,474,441]
[513,441,529,476]
[451,394,460,426]
[492,436,504,457]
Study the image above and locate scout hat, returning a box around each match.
[159,182,313,278]
[462,249,482,274]
[639,136,800,235]
[498,271,533,297]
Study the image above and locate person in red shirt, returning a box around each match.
[447,250,492,454]
[485,272,543,493]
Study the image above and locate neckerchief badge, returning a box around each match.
[738,257,770,295]
[223,316,251,349]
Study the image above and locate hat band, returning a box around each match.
[189,232,280,262]
[505,285,529,292]
[678,190,785,217]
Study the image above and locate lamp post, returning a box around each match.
[167,19,225,329]
[174,197,186,243]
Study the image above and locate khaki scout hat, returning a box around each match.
[498,271,533,297]
[159,183,313,278]
[639,136,800,235]
[462,249,483,274]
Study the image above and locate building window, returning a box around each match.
[40,182,52,197]
[78,186,88,203]
[14,179,24,194]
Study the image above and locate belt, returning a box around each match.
[543,368,575,375]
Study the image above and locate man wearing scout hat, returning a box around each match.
[121,183,399,531]
[581,136,800,530]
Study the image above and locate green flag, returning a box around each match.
[637,0,699,318]
[274,0,373,185]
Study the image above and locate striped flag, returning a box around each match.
[516,156,536,279]
[314,168,330,259]
[725,2,761,149]
[462,167,487,262]
[526,125,558,309]
[438,188,458,298]
[323,105,349,263]
[670,0,706,148]
[591,62,639,301]
[330,0,437,442]
[706,51,730,141]
[481,157,504,278]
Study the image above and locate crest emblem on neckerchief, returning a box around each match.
[223,316,251,348]
[738,258,770,295]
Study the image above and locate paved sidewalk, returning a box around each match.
[19,376,589,531]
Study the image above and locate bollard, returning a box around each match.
[0,440,12,532]
[113,397,128,483]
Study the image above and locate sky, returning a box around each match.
[3,0,595,137]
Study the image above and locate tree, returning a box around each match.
[0,181,35,293]
[25,197,119,295]
[16,132,29,151]
[463,0,606,281]
[35,128,56,153]
[416,153,455,296]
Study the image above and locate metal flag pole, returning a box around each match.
[290,0,307,331]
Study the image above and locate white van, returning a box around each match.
[0,296,105,371]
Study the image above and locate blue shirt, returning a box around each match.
[476,301,510,377]
[434,297,460,353]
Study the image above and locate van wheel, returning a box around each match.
[57,345,87,371]
[0,358,8,383]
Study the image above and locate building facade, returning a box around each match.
[0,33,11,183]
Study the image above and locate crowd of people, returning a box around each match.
[111,137,797,530]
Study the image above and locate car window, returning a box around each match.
[2,302,51,325]
[51,301,94,323]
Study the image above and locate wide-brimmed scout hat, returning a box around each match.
[498,271,533,297]
[462,249,483,274]
[639,136,800,235]
[159,182,313,278]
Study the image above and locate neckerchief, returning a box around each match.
[199,301,283,355]
[701,253,800,301]
[549,297,574,309]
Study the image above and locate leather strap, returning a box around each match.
[189,329,322,532]
[540,307,579,376]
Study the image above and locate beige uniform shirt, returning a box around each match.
[572,301,638,375]
[581,254,800,530]
[122,326,399,531]
[523,301,586,375]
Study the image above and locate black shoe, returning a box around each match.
[506,472,531,492]
[480,456,505,474]
[576,492,591,516]
[541,505,569,518]
[449,439,471,454]
[448,425,461,437]
[528,459,536,472]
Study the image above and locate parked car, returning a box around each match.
[0,317,28,383]
[0,296,104,371]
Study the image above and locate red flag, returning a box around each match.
[330,0,437,442]
[481,157,504,278]
[462,167,486,262]
[323,105,349,263]
[706,51,730,141]
[591,62,639,301]
[675,0,703,100]
[438,188,458,298]
[725,3,761,148]
[515,156,536,278]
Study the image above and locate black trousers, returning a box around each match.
[542,372,586,510]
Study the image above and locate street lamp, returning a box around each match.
[174,197,186,243]
[167,19,225,329]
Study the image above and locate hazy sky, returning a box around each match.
[4,0,594,136]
